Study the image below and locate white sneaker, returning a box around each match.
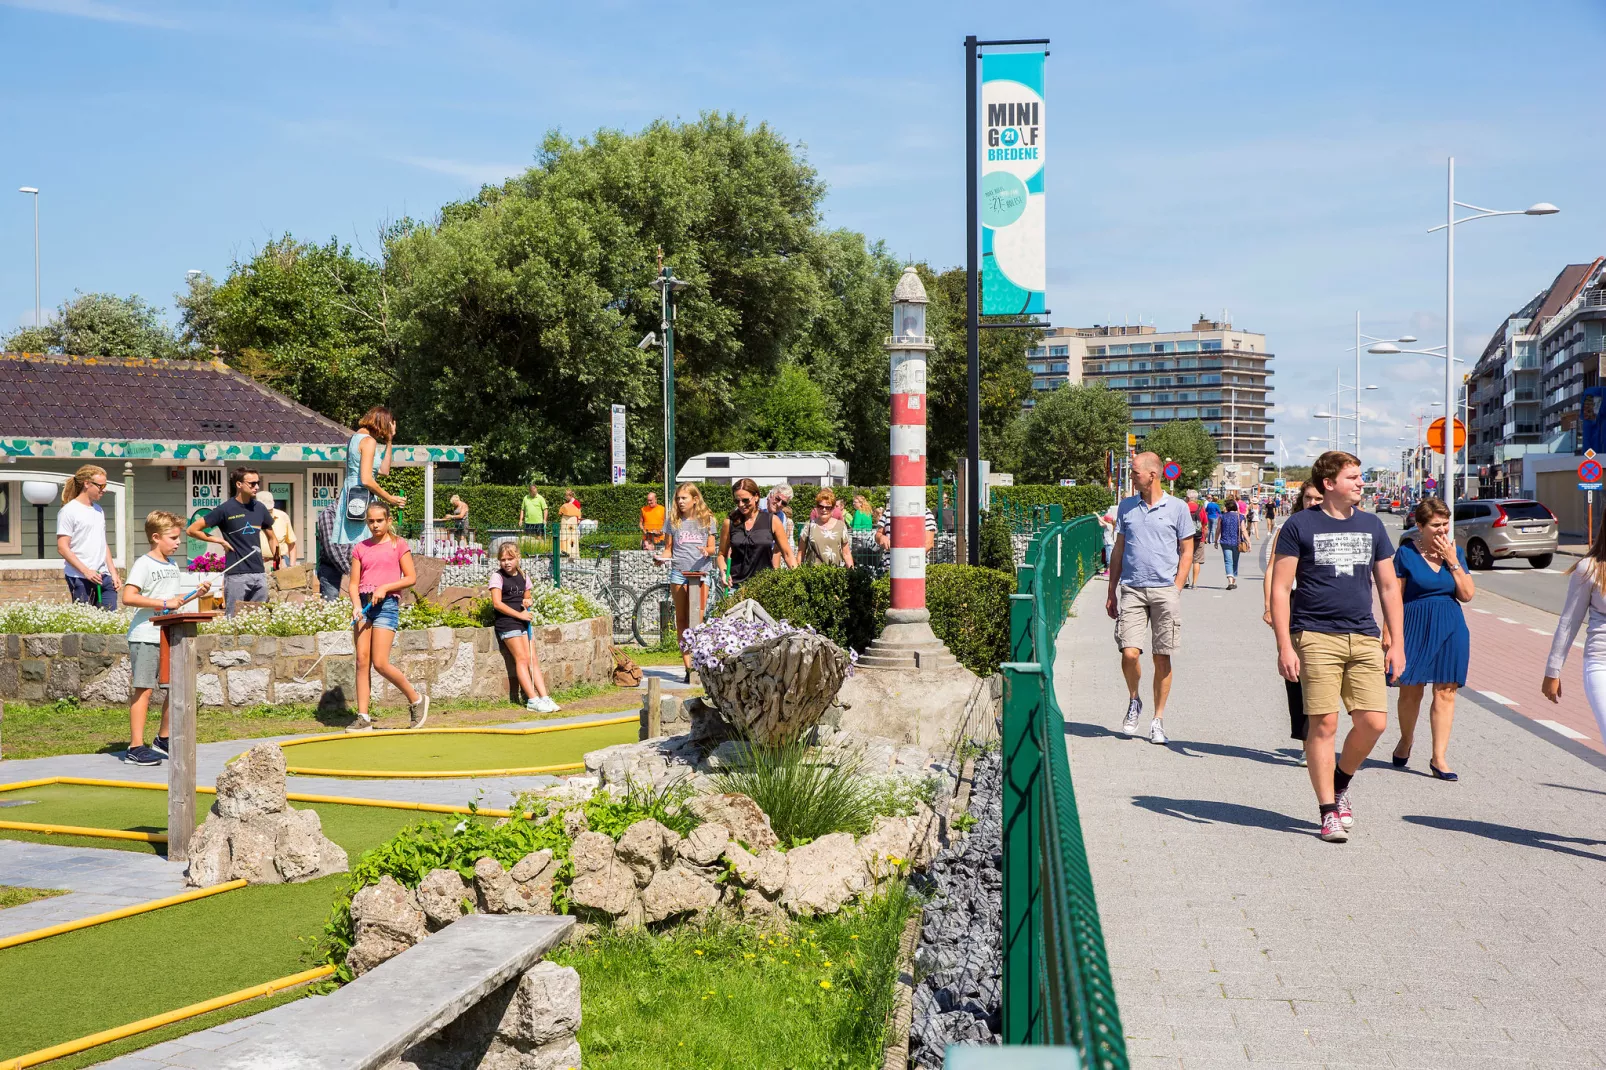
[526,697,543,711]
[541,697,562,714]
[345,713,374,733]
[1297,752,1308,767]
[1121,697,1142,735]
[1148,719,1169,746]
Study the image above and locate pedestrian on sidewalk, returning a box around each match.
[1106,451,1195,746]
[1184,491,1205,589]
[1219,491,1246,590]
[1541,519,1606,743]
[798,487,854,568]
[1390,499,1474,780]
[659,483,720,683]
[1270,451,1405,843]
[1205,495,1222,545]
[347,501,427,732]
[1264,479,1325,764]
[719,477,796,586]
[1098,499,1118,576]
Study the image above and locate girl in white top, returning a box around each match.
[1542,549,1606,739]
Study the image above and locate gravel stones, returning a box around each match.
[909,751,1003,1065]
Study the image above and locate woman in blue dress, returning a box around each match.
[335,406,407,546]
[1389,498,1475,780]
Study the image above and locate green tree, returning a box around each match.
[923,267,1037,475]
[388,114,829,482]
[1142,419,1218,491]
[202,235,401,429]
[2,291,182,360]
[1015,381,1129,484]
[736,363,837,450]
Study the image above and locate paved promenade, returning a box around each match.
[1060,548,1606,1069]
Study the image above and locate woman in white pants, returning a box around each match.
[1541,542,1606,741]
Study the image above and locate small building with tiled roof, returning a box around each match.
[0,352,463,592]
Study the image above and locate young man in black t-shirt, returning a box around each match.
[187,467,277,616]
[1270,451,1405,843]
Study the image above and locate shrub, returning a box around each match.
[0,602,131,635]
[978,510,1016,574]
[712,740,877,847]
[871,563,1013,676]
[989,483,1113,518]
[714,565,877,653]
[203,599,352,636]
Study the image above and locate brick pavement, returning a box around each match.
[1060,568,1606,1069]
[0,840,190,938]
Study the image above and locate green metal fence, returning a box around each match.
[1000,515,1128,1065]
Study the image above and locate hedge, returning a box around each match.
[375,470,1110,533]
[715,565,878,653]
[871,564,1015,677]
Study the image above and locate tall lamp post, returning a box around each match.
[18,187,39,327]
[1345,316,1417,459]
[650,266,691,513]
[1371,158,1556,546]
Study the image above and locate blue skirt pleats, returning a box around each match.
[1392,595,1469,687]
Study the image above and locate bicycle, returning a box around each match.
[632,567,730,649]
[553,542,640,646]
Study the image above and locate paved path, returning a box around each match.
[1061,562,1606,1069]
[0,840,192,938]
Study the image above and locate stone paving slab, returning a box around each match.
[0,839,191,938]
[1060,568,1606,1070]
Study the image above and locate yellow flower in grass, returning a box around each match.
[819,980,832,989]
[850,935,859,940]
[693,949,703,955]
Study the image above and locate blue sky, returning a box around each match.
[2,0,1603,473]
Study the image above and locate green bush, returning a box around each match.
[871,563,1013,676]
[989,483,1112,518]
[716,565,878,653]
[712,740,878,847]
[978,510,1016,574]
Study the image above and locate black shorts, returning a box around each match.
[524,523,545,537]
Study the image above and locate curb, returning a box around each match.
[880,909,924,1070]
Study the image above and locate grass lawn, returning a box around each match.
[280,718,637,775]
[0,680,643,761]
[0,783,438,855]
[0,885,66,910]
[0,791,457,1064]
[550,885,918,1070]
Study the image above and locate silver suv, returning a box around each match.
[1404,498,1558,569]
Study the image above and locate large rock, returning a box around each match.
[687,793,779,852]
[857,804,941,879]
[474,857,519,914]
[566,832,638,918]
[583,736,701,792]
[678,823,730,866]
[724,842,788,898]
[184,814,237,888]
[212,743,287,819]
[779,832,870,917]
[494,961,582,1046]
[346,875,426,976]
[698,629,850,746]
[615,819,681,887]
[275,808,348,882]
[641,864,720,923]
[416,868,470,930]
[509,850,559,914]
[226,818,283,884]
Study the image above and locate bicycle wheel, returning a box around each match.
[598,584,638,646]
[633,582,676,649]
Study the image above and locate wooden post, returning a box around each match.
[154,612,214,865]
[684,572,705,631]
[645,676,662,740]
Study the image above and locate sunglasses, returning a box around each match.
[735,496,755,506]
[87,481,108,490]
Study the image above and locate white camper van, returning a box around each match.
[676,451,849,489]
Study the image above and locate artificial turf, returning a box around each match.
[0,783,436,856]
[275,718,638,774]
[0,788,490,1063]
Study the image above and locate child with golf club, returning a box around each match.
[488,542,561,713]
[348,501,429,731]
[120,511,212,765]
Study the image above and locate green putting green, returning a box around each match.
[275,718,638,775]
[0,783,433,856]
[0,786,470,1064]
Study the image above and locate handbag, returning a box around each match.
[344,485,372,522]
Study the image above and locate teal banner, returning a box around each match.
[980,50,1046,316]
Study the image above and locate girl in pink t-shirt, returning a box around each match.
[348,502,426,731]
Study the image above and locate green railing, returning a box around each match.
[999,514,1127,1065]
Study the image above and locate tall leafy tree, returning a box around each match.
[1015,381,1129,484]
[389,114,827,482]
[736,363,837,450]
[1141,419,1218,491]
[2,292,182,360]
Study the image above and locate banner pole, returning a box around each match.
[965,34,981,567]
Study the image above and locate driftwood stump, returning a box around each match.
[699,630,850,746]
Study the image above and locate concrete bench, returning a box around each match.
[103,913,575,1070]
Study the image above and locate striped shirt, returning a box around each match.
[880,509,938,535]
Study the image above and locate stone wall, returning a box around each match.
[0,615,613,710]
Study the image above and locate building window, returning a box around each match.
[1132,378,1150,387]
[1050,362,1068,373]
[1177,341,1199,353]
[1088,346,1106,356]
[1134,362,1149,371]
[1202,340,1223,351]
[1033,378,1050,390]
[1049,346,1068,357]
[1109,345,1128,355]
[1028,362,1046,374]
[1155,393,1171,402]
[0,482,16,554]
[1131,409,1151,420]
[1153,343,1173,353]
[1028,347,1047,358]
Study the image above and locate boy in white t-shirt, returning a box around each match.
[120,511,211,766]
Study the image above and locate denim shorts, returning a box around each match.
[497,627,529,641]
[359,593,400,631]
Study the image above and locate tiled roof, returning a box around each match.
[0,352,352,444]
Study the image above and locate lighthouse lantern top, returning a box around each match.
[891,266,928,344]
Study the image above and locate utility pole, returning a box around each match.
[651,260,690,512]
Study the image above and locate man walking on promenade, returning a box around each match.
[1270,450,1405,843]
[1106,451,1195,745]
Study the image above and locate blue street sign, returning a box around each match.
[1580,481,1603,493]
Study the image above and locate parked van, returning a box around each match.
[676,451,850,489]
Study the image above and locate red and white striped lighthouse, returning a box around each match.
[888,267,933,613]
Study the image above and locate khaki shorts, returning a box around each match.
[1294,631,1387,715]
[1114,584,1181,656]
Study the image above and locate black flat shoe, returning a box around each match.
[1391,751,1409,768]
[1429,761,1458,781]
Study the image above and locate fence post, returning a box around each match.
[1001,660,1047,1044]
[1009,593,1035,664]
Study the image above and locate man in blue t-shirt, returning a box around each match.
[1271,451,1405,844]
[1105,452,1195,746]
[1204,496,1222,544]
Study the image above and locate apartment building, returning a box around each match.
[1538,259,1606,437]
[1024,330,1084,392]
[1073,317,1274,466]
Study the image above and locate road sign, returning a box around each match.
[1580,459,1603,484]
[1163,462,1181,481]
[1424,477,1438,490]
[1580,482,1603,492]
[1426,417,1466,455]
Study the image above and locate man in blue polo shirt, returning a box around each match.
[1105,452,1195,745]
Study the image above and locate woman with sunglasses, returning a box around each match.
[718,477,796,587]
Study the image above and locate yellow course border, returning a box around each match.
[2,963,335,1069]
[272,712,636,779]
[0,880,248,951]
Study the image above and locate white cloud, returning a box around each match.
[1,0,181,28]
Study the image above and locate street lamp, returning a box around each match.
[22,480,54,559]
[1371,158,1556,546]
[18,187,38,328]
[1346,313,1416,459]
[649,265,692,513]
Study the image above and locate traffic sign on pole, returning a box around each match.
[1163,461,1181,481]
[1579,459,1602,484]
[1426,417,1466,455]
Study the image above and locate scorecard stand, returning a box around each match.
[153,611,217,864]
